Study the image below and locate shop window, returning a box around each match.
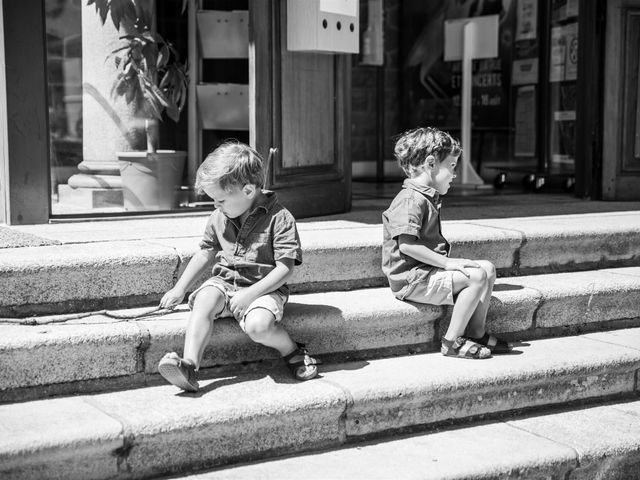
[546,0,578,175]
[401,0,578,190]
[45,0,250,216]
[402,0,520,183]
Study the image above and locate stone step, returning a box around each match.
[2,211,640,316]
[172,397,640,480]
[3,267,640,403]
[2,328,640,480]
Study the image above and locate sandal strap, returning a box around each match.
[458,339,480,357]
[283,343,322,366]
[485,334,498,349]
[442,336,490,359]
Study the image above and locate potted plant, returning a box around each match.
[89,0,189,211]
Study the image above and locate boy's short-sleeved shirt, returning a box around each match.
[199,190,302,295]
[381,178,451,295]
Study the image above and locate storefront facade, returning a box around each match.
[352,0,640,200]
[1,0,353,224]
[2,0,640,225]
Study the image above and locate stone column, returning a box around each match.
[59,1,145,210]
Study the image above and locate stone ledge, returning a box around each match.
[3,212,640,315]
[2,268,640,401]
[180,398,640,480]
[2,329,640,479]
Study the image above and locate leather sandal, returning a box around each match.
[283,342,321,381]
[469,333,512,354]
[441,337,492,359]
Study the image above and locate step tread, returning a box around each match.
[2,328,640,478]
[3,266,640,398]
[3,211,640,315]
[177,398,640,480]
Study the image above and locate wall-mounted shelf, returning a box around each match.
[187,1,250,198]
[196,10,248,58]
[196,83,249,130]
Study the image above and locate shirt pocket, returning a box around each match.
[243,233,273,264]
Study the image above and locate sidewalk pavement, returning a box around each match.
[4,189,640,249]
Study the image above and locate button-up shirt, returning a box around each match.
[199,190,302,294]
[381,178,451,295]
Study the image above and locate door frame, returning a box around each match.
[1,2,50,225]
[602,0,640,199]
[250,0,352,219]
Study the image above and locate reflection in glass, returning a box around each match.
[46,0,83,214]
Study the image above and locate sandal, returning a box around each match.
[469,333,512,354]
[441,337,492,359]
[283,343,322,381]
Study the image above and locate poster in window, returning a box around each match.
[549,26,565,82]
[514,86,536,156]
[566,0,579,18]
[563,22,578,81]
[516,0,537,41]
[512,58,538,85]
[551,0,567,22]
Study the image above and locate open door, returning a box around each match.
[250,0,352,218]
[602,0,640,199]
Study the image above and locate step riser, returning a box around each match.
[0,297,442,403]
[3,331,640,479]
[4,268,640,402]
[2,224,640,316]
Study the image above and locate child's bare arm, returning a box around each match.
[228,257,295,318]
[159,249,216,309]
[398,234,480,277]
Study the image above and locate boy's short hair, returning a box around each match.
[195,141,265,194]
[394,127,462,177]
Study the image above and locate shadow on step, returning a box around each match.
[173,360,372,399]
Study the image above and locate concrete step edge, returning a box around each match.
[174,397,640,480]
[1,328,640,479]
[3,266,640,401]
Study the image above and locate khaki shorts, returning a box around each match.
[398,268,455,306]
[188,278,287,331]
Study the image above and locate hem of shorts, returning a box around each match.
[394,279,454,306]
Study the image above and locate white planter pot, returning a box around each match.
[117,150,187,211]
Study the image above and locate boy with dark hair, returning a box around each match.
[382,127,511,359]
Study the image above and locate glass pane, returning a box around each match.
[401,0,537,187]
[547,0,578,176]
[46,0,83,214]
[45,0,251,216]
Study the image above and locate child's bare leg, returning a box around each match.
[184,286,226,368]
[243,308,319,380]
[242,308,297,356]
[444,268,488,340]
[465,260,496,338]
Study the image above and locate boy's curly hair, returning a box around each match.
[195,141,265,194]
[394,127,462,177]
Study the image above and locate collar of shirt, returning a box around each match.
[249,189,277,215]
[402,178,441,203]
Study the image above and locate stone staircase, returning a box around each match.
[2,209,640,478]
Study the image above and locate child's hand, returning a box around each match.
[229,289,258,319]
[444,258,481,277]
[159,287,186,310]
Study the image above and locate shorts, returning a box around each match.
[397,268,454,306]
[188,278,288,331]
